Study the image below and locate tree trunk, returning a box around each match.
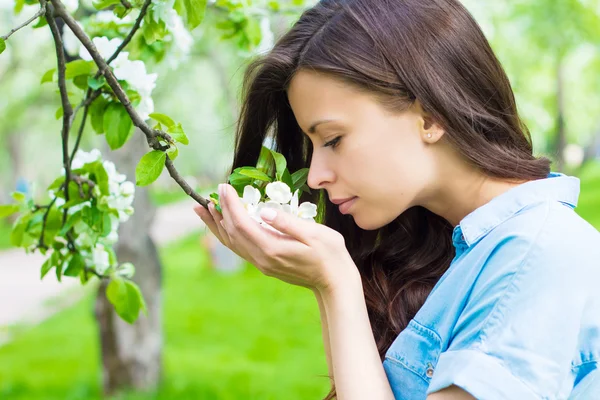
[95,130,163,396]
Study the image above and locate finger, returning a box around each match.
[220,184,275,249]
[193,203,229,246]
[258,206,319,246]
[208,202,233,246]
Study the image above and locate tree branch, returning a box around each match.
[46,4,74,225]
[165,157,209,207]
[52,0,210,209]
[105,0,152,66]
[70,88,93,161]
[1,0,47,41]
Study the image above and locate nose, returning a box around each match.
[306,151,335,190]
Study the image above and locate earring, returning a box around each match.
[427,133,432,138]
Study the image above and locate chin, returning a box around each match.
[353,215,386,231]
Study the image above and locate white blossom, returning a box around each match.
[241,185,261,213]
[95,10,135,24]
[265,181,292,204]
[62,22,84,57]
[72,148,102,169]
[79,36,123,62]
[283,189,318,221]
[63,0,79,14]
[116,262,135,279]
[92,243,111,275]
[120,181,135,197]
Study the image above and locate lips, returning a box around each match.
[330,196,356,205]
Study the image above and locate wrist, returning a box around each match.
[318,264,363,300]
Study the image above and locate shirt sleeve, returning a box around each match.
[426,229,591,399]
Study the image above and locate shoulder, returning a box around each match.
[478,199,600,286]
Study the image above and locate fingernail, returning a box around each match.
[260,208,277,221]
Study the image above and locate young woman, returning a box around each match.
[194,0,600,398]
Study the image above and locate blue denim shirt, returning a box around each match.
[383,172,600,399]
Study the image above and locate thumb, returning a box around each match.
[259,207,315,244]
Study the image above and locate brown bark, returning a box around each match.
[94,130,163,396]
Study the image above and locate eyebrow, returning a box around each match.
[307,119,337,134]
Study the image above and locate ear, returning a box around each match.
[414,100,445,143]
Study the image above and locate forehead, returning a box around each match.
[286,70,369,131]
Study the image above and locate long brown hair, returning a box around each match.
[229,0,551,398]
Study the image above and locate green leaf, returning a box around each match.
[291,168,309,191]
[136,150,166,186]
[183,0,207,30]
[167,123,189,145]
[11,191,26,203]
[40,68,56,84]
[227,172,253,188]
[56,260,64,282]
[209,192,220,208]
[106,278,147,324]
[43,207,62,244]
[64,254,85,277]
[269,149,287,181]
[233,167,272,182]
[0,38,5,55]
[41,251,59,280]
[166,145,179,161]
[142,12,168,44]
[94,161,110,196]
[281,168,293,189]
[59,210,82,236]
[113,4,130,18]
[32,16,47,29]
[40,258,53,280]
[92,0,120,10]
[256,145,275,176]
[244,17,262,47]
[90,96,109,134]
[73,75,89,90]
[0,204,19,218]
[10,214,30,247]
[87,76,106,90]
[65,60,95,80]
[100,212,112,237]
[149,113,175,128]
[104,102,134,150]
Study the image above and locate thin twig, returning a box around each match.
[38,196,59,250]
[165,156,209,207]
[69,87,100,127]
[53,0,209,209]
[106,0,152,65]
[1,0,47,41]
[70,88,92,161]
[46,4,73,228]
[120,0,132,9]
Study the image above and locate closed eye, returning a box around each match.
[324,136,341,149]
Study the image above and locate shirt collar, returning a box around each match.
[453,172,580,248]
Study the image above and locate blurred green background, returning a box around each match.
[0,0,599,399]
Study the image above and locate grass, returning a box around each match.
[575,161,600,228]
[0,234,330,399]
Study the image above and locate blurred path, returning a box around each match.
[0,199,205,345]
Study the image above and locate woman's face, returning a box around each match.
[286,70,439,230]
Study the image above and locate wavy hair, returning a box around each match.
[229,0,551,398]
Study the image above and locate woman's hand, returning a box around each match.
[193,184,359,293]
